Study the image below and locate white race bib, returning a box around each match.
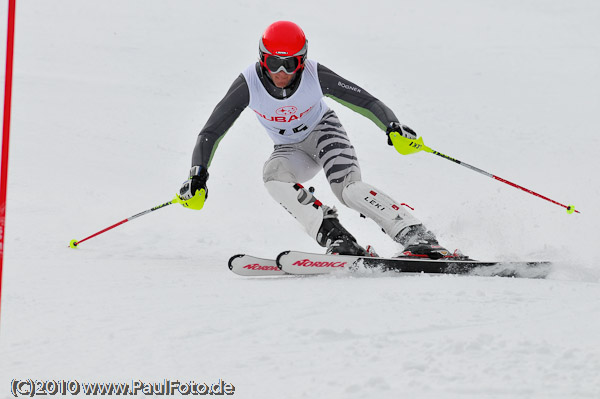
[242,59,327,144]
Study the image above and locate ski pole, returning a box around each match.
[69,196,180,248]
[389,132,580,214]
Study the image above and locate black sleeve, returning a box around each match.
[317,63,399,131]
[191,74,250,168]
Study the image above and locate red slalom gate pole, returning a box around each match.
[1,0,17,319]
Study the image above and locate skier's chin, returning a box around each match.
[270,71,295,88]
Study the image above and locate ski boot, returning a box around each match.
[394,224,457,260]
[316,207,368,256]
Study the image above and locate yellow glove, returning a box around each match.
[177,166,208,210]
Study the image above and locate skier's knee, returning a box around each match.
[263,157,297,183]
[336,180,360,207]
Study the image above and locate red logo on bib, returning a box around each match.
[276,106,297,116]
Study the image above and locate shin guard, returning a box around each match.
[265,181,324,240]
[341,181,421,239]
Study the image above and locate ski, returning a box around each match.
[228,254,288,276]
[229,252,552,279]
[276,251,552,279]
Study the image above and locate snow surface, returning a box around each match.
[1,0,599,398]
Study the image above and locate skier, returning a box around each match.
[179,20,454,259]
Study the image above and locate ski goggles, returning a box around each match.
[262,54,304,74]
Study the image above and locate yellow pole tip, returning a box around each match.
[69,239,79,248]
[566,205,576,214]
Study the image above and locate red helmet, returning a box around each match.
[259,21,307,74]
